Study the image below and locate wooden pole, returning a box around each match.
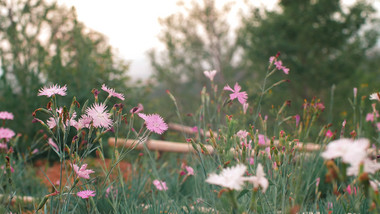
[108,137,321,154]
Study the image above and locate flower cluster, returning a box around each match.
[153,179,168,191]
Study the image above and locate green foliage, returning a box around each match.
[148,0,241,115]
[0,0,130,137]
[238,0,380,120]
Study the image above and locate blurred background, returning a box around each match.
[1,0,380,140]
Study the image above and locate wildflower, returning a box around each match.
[321,138,369,167]
[294,114,300,127]
[316,178,320,187]
[0,111,14,120]
[249,157,254,165]
[370,180,380,191]
[223,83,248,105]
[243,103,249,114]
[204,70,217,81]
[269,56,276,64]
[32,149,38,154]
[185,166,194,175]
[346,185,352,195]
[325,130,333,138]
[74,116,92,130]
[205,164,247,190]
[353,88,357,98]
[258,134,268,145]
[101,84,125,100]
[71,163,94,179]
[366,113,376,122]
[244,164,269,192]
[38,84,67,97]
[48,138,59,152]
[138,113,168,135]
[274,60,290,75]
[236,130,249,139]
[153,179,168,191]
[77,190,96,199]
[370,92,380,101]
[130,103,144,114]
[0,128,15,141]
[347,158,380,176]
[0,143,7,150]
[86,103,113,129]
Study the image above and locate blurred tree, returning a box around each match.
[148,0,241,117]
[0,0,130,136]
[238,0,380,118]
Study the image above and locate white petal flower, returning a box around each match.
[244,164,269,192]
[369,92,380,101]
[205,164,247,190]
[347,158,380,176]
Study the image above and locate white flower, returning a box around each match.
[347,158,380,176]
[321,138,369,166]
[203,70,217,81]
[244,164,269,192]
[205,164,247,190]
[369,92,380,101]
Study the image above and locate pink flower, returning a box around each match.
[203,70,217,81]
[316,178,320,187]
[77,190,96,199]
[48,138,59,151]
[0,128,15,141]
[185,166,194,175]
[294,114,300,127]
[192,126,198,133]
[346,185,352,195]
[138,113,168,135]
[258,134,268,145]
[0,143,7,150]
[32,149,38,154]
[325,130,333,138]
[269,56,276,64]
[130,103,144,114]
[353,88,357,98]
[38,84,67,97]
[71,163,94,179]
[249,157,254,165]
[74,116,92,130]
[223,83,248,105]
[0,111,14,120]
[153,179,168,191]
[366,113,375,122]
[101,84,125,100]
[377,123,380,132]
[86,103,113,129]
[274,60,289,75]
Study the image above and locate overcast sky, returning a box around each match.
[54,0,379,81]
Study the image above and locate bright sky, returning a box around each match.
[54,0,379,81]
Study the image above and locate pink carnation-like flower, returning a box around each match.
[138,113,168,135]
[77,190,96,199]
[0,111,14,120]
[130,103,144,114]
[258,134,269,145]
[325,130,333,138]
[101,84,125,100]
[203,70,217,81]
[86,103,113,129]
[71,163,94,179]
[185,166,194,175]
[38,84,67,97]
[0,127,15,141]
[74,116,92,130]
[48,138,59,151]
[223,83,248,105]
[274,60,290,75]
[153,179,168,191]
